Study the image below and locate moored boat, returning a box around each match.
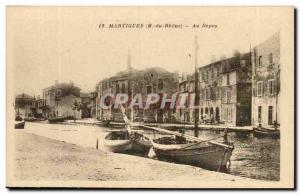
[108,122,126,129]
[15,121,25,129]
[96,120,125,129]
[130,132,152,155]
[103,130,132,153]
[48,116,67,124]
[143,125,234,172]
[151,136,233,171]
[253,126,280,138]
[24,117,38,122]
[117,105,152,155]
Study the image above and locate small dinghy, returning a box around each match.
[48,116,66,124]
[15,115,25,129]
[103,130,132,153]
[253,126,280,138]
[15,121,25,129]
[24,117,38,122]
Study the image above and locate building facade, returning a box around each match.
[31,96,46,118]
[14,93,35,118]
[251,32,280,127]
[198,52,252,126]
[43,81,82,119]
[80,92,97,118]
[177,73,195,123]
[96,67,179,122]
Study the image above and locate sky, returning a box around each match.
[7,7,291,96]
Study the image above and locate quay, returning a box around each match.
[60,118,253,132]
[145,123,253,132]
[12,131,266,187]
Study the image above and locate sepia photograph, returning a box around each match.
[6,6,294,189]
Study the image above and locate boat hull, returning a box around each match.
[103,139,132,153]
[24,117,38,122]
[15,121,25,129]
[253,127,280,138]
[152,141,233,171]
[103,131,132,153]
[48,117,66,124]
[131,139,152,155]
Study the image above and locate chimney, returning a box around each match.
[55,80,58,85]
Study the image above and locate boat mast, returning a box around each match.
[194,35,200,137]
[127,49,134,121]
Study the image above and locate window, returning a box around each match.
[200,90,203,100]
[121,83,126,93]
[269,53,273,64]
[257,81,263,97]
[210,107,214,116]
[226,74,230,85]
[183,83,187,92]
[211,68,214,79]
[153,85,157,93]
[116,84,119,93]
[226,90,231,103]
[258,56,262,67]
[258,106,262,123]
[56,89,62,97]
[146,85,152,94]
[202,72,205,81]
[104,82,107,90]
[217,66,220,76]
[268,106,273,125]
[158,79,164,90]
[268,79,275,96]
[206,88,210,100]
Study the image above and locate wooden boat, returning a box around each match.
[253,126,280,138]
[144,126,234,172]
[15,121,25,129]
[24,117,38,122]
[103,130,132,153]
[48,117,66,124]
[96,120,125,129]
[104,106,152,155]
[130,132,152,155]
[108,122,126,129]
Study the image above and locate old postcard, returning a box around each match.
[6,6,294,189]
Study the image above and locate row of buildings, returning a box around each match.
[177,32,280,127]
[95,67,179,123]
[15,81,96,119]
[95,32,280,127]
[14,32,280,127]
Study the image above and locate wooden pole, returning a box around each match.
[194,35,200,137]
